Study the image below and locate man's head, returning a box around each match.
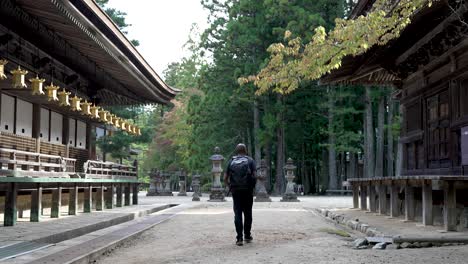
[234,143,247,155]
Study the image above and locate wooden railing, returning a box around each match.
[0,147,76,177]
[84,160,137,180]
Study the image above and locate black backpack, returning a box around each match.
[229,156,254,190]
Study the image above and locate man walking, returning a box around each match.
[224,143,256,246]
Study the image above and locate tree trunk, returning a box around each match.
[365,86,375,178]
[265,142,272,193]
[253,100,261,165]
[396,104,404,177]
[328,89,337,190]
[387,95,394,177]
[340,152,346,189]
[274,94,285,195]
[375,95,385,177]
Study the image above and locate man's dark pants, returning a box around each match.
[232,189,253,240]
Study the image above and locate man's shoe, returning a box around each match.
[244,236,253,243]
[236,239,243,246]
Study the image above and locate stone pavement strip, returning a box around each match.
[0,194,173,262]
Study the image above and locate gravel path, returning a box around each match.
[95,197,468,264]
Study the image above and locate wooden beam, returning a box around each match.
[390,185,400,218]
[422,183,433,226]
[132,183,138,205]
[30,183,42,222]
[352,185,359,209]
[368,185,377,213]
[444,181,457,231]
[124,183,131,206]
[378,185,387,215]
[116,183,123,207]
[404,186,415,221]
[51,184,62,218]
[4,182,18,226]
[396,6,467,65]
[360,185,368,210]
[105,183,114,209]
[96,183,104,211]
[68,184,78,215]
[84,184,92,213]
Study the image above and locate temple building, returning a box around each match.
[323,0,468,231]
[0,0,176,226]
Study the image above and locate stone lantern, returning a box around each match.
[208,147,225,202]
[160,170,173,196]
[281,158,299,202]
[255,159,272,202]
[192,172,201,201]
[177,169,187,196]
[146,169,159,196]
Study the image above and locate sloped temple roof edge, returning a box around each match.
[66,0,180,103]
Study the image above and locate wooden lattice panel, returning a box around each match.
[69,147,88,172]
[40,142,66,157]
[0,132,36,162]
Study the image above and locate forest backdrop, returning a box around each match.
[98,0,404,194]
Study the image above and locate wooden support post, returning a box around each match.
[422,182,433,226]
[124,183,131,206]
[404,186,415,221]
[116,183,123,207]
[352,185,359,209]
[4,183,18,226]
[444,181,457,231]
[368,185,377,212]
[30,183,42,222]
[84,184,92,213]
[360,185,367,210]
[378,185,387,215]
[51,184,62,218]
[69,184,78,215]
[132,183,139,205]
[390,185,399,218]
[96,184,104,211]
[105,183,115,209]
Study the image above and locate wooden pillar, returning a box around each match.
[84,184,92,213]
[116,183,123,207]
[30,183,42,222]
[444,181,457,231]
[360,185,367,210]
[368,185,377,212]
[132,183,139,205]
[96,184,104,211]
[422,182,433,226]
[390,185,399,218]
[51,184,62,218]
[63,115,70,158]
[105,183,115,209]
[32,103,41,153]
[68,184,78,215]
[352,185,359,209]
[124,183,131,206]
[378,185,387,215]
[404,186,415,221]
[4,182,18,226]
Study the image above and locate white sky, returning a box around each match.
[106,0,209,78]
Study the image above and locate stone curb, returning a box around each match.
[313,208,468,249]
[313,208,385,238]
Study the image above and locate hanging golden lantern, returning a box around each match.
[99,110,109,123]
[45,82,59,101]
[0,59,8,80]
[90,104,100,119]
[71,95,82,111]
[121,121,127,131]
[127,124,133,133]
[137,127,141,136]
[81,100,92,115]
[30,76,46,95]
[11,66,28,88]
[107,114,114,125]
[107,130,113,137]
[57,89,71,106]
[113,117,121,128]
[132,125,137,134]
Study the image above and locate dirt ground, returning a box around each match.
[95,197,468,264]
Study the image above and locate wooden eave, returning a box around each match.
[321,0,452,87]
[9,0,177,105]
